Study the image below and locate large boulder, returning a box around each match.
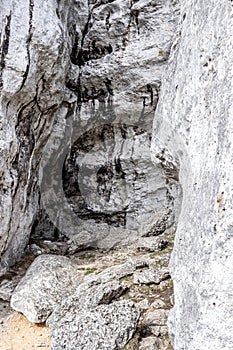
[10,255,80,323]
[48,300,140,350]
[11,254,141,349]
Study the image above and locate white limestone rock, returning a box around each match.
[151,0,233,349]
[0,0,181,272]
[137,236,168,252]
[0,0,74,274]
[145,309,169,337]
[32,0,181,250]
[47,300,140,350]
[10,255,80,323]
[133,267,170,285]
[10,254,141,348]
[139,336,159,350]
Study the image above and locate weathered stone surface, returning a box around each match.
[151,0,233,349]
[133,267,170,285]
[63,279,126,313]
[145,309,169,337]
[48,300,140,350]
[10,255,80,323]
[0,0,181,272]
[137,236,168,252]
[10,253,142,348]
[48,256,147,324]
[6,240,174,349]
[3,0,232,349]
[0,279,15,302]
[38,0,181,247]
[0,0,74,274]
[139,336,159,350]
[141,209,175,237]
[145,309,168,327]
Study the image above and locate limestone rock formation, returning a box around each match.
[133,266,170,285]
[10,253,141,349]
[2,0,232,349]
[35,0,181,249]
[0,0,73,274]
[151,0,233,349]
[139,336,160,350]
[137,236,168,252]
[0,0,181,274]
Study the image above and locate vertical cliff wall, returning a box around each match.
[152,0,233,349]
[0,0,74,274]
[0,0,180,273]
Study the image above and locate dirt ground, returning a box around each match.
[0,311,51,350]
[0,254,51,350]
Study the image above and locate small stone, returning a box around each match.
[150,325,168,337]
[145,309,168,327]
[151,299,166,309]
[35,344,47,348]
[137,298,149,311]
[142,209,172,237]
[133,267,170,285]
[137,237,168,252]
[139,336,159,350]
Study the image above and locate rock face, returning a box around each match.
[3,0,232,349]
[0,0,73,274]
[34,0,181,248]
[0,0,180,273]
[151,0,233,349]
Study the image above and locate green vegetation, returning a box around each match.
[79,253,95,259]
[84,267,98,275]
[120,274,133,282]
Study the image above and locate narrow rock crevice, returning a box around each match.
[18,0,34,91]
[0,13,11,89]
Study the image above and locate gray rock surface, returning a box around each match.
[133,267,170,285]
[0,279,15,302]
[139,336,159,350]
[151,0,233,349]
[0,0,181,273]
[0,0,73,274]
[10,254,141,348]
[144,309,169,338]
[9,238,174,349]
[10,255,80,323]
[48,300,140,350]
[36,0,181,248]
[2,0,232,349]
[137,236,168,252]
